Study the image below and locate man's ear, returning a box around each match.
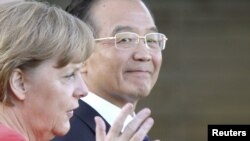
[9,68,27,100]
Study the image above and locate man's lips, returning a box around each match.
[126,70,150,73]
[125,70,152,77]
[126,68,152,73]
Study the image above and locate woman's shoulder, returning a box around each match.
[0,124,26,141]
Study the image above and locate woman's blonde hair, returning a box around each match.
[0,1,94,105]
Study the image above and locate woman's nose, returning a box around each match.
[73,75,88,99]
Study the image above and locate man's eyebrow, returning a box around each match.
[148,27,158,33]
[111,26,133,35]
[111,26,159,36]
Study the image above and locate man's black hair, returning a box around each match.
[66,0,154,37]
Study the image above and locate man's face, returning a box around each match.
[83,0,162,105]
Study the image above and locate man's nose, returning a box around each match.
[133,39,152,61]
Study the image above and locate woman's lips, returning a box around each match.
[67,105,78,118]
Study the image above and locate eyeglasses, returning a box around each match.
[95,32,168,51]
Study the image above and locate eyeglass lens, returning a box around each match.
[115,32,166,50]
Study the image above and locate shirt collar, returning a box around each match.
[80,92,134,131]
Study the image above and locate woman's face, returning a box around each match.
[21,57,88,138]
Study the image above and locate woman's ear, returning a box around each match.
[9,68,27,100]
[81,61,88,74]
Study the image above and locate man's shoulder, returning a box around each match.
[51,119,95,141]
[51,100,111,141]
[74,100,101,120]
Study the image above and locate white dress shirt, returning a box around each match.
[81,92,135,132]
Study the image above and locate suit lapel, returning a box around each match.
[74,100,111,133]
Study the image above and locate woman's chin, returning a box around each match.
[53,121,70,137]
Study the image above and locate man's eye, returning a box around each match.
[117,38,133,43]
[147,38,158,43]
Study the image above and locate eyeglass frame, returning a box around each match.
[95,32,168,51]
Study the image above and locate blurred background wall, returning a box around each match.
[47,0,250,140]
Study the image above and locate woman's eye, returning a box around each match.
[65,73,75,79]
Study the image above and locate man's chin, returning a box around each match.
[130,88,151,98]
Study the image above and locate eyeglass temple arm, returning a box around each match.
[137,35,168,41]
[95,37,115,41]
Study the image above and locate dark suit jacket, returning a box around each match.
[52,100,150,141]
[52,100,110,141]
